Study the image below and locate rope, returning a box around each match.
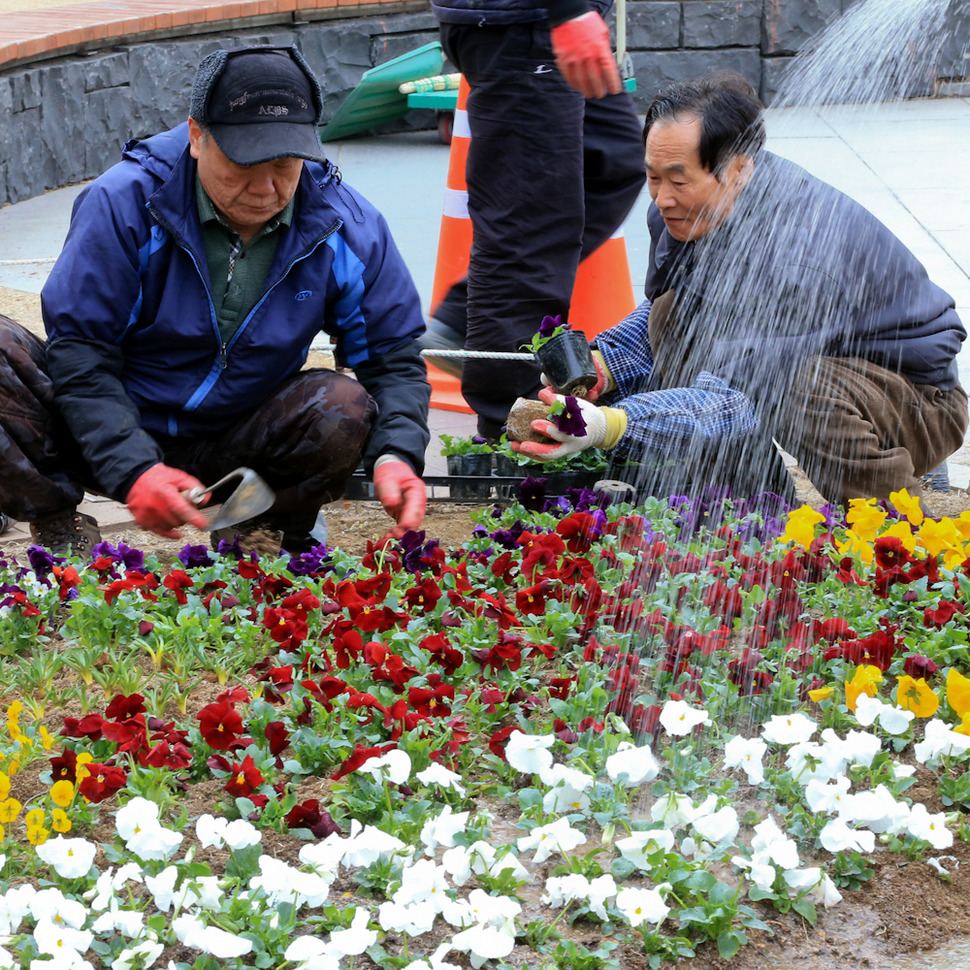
[0,257,57,265]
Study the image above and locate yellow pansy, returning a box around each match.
[895,675,940,718]
[954,712,970,737]
[5,700,22,739]
[24,807,44,828]
[835,532,875,566]
[0,798,21,823]
[777,506,827,549]
[808,686,835,703]
[880,520,919,554]
[0,772,9,801]
[951,511,970,543]
[947,667,970,719]
[890,488,924,527]
[26,824,49,846]
[846,499,887,541]
[50,781,74,809]
[38,726,54,751]
[51,809,72,833]
[846,664,883,712]
[916,517,960,561]
[5,759,18,777]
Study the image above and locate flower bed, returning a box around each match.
[0,485,969,968]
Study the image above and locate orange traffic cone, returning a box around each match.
[568,229,636,340]
[427,76,637,410]
[428,76,474,413]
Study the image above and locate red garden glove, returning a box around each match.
[126,463,209,538]
[373,458,428,540]
[550,12,623,99]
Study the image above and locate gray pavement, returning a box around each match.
[0,97,968,540]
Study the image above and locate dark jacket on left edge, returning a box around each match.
[41,122,431,500]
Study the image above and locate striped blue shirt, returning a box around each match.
[595,300,759,457]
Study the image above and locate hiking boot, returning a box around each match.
[29,510,101,558]
[210,518,284,559]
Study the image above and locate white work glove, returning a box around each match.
[511,387,627,462]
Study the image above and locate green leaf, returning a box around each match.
[792,896,818,926]
[717,929,745,960]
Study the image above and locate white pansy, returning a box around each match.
[691,806,740,847]
[542,873,590,908]
[90,908,144,938]
[585,874,618,921]
[786,741,840,785]
[761,711,817,745]
[751,817,800,869]
[651,792,714,828]
[451,923,515,970]
[818,818,876,853]
[783,867,843,907]
[392,859,451,912]
[416,763,466,795]
[250,856,330,909]
[487,851,530,885]
[358,749,412,785]
[615,828,675,869]
[35,836,97,880]
[112,940,164,970]
[907,803,954,849]
[914,718,970,762]
[733,853,777,893]
[32,916,93,962]
[605,742,660,786]
[114,798,160,842]
[464,888,521,932]
[283,936,341,970]
[504,731,555,775]
[0,882,35,935]
[223,818,261,850]
[144,866,197,913]
[841,785,910,834]
[196,814,228,849]
[659,700,711,736]
[844,729,883,768]
[854,696,915,735]
[377,899,437,936]
[126,823,183,862]
[342,824,411,868]
[173,913,253,959]
[29,887,87,929]
[516,817,586,863]
[614,886,670,926]
[539,762,595,791]
[723,735,767,785]
[805,774,853,814]
[420,806,470,855]
[326,907,378,958]
[299,832,347,875]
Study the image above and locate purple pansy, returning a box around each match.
[550,396,587,437]
[538,314,564,339]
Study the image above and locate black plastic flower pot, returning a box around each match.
[446,453,493,500]
[535,330,598,396]
[495,454,529,478]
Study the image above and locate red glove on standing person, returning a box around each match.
[373,457,428,541]
[549,12,623,99]
[126,463,209,538]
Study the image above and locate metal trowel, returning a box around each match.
[186,467,276,530]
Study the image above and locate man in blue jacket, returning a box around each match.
[0,46,431,556]
[514,74,968,506]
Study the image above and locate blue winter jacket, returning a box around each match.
[41,123,430,500]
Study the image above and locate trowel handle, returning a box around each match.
[183,486,208,507]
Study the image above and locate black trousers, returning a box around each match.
[0,316,377,538]
[438,21,646,437]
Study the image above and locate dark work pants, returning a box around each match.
[439,22,646,438]
[0,316,377,537]
[645,292,969,506]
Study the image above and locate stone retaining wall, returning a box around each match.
[0,0,967,206]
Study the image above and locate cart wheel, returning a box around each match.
[437,111,454,145]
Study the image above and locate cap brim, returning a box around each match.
[210,121,325,165]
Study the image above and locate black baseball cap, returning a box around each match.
[190,46,325,165]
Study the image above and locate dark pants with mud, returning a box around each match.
[0,316,377,540]
[641,292,969,505]
[438,22,646,438]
